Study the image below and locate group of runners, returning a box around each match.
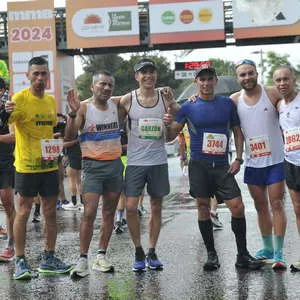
[0,55,299,281]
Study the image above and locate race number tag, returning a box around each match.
[138,118,163,139]
[284,127,300,152]
[202,133,227,155]
[41,139,63,160]
[246,135,271,158]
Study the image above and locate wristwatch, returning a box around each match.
[68,112,77,119]
[235,158,244,165]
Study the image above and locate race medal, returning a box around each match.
[202,133,227,155]
[138,118,163,139]
[41,139,63,160]
[284,127,300,152]
[246,135,271,158]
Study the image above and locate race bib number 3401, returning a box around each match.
[284,127,300,152]
[202,133,227,155]
[41,139,63,160]
[246,135,271,158]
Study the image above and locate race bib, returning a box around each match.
[284,127,300,152]
[246,135,271,158]
[202,133,227,155]
[41,139,63,160]
[138,118,163,139]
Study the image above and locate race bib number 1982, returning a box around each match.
[284,127,300,152]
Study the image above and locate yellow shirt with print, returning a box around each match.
[9,88,58,173]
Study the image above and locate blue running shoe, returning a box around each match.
[255,249,274,263]
[146,253,163,270]
[132,259,146,272]
[14,258,32,280]
[56,201,62,210]
[38,254,73,274]
[61,200,70,205]
[272,250,286,270]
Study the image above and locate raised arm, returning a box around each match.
[64,89,86,141]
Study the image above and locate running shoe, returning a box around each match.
[132,259,146,272]
[32,212,41,223]
[121,218,127,227]
[38,254,73,274]
[210,212,223,229]
[272,250,287,270]
[138,206,146,217]
[14,258,32,280]
[70,257,89,278]
[203,251,220,271]
[56,200,62,210]
[290,259,300,272]
[0,247,15,262]
[146,253,163,270]
[61,200,70,205]
[92,254,114,273]
[114,221,124,234]
[255,248,274,263]
[235,253,264,270]
[62,202,78,211]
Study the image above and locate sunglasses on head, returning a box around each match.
[235,59,256,69]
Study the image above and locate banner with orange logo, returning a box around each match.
[66,0,140,49]
[149,0,225,45]
[7,0,57,98]
[233,0,300,39]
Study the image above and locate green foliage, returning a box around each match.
[208,58,235,76]
[75,53,183,100]
[265,51,300,86]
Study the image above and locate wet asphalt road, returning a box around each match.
[1,156,300,300]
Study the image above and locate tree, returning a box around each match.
[75,53,183,100]
[208,58,235,76]
[265,51,300,86]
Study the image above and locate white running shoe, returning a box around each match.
[70,257,89,278]
[62,202,78,211]
[92,254,114,273]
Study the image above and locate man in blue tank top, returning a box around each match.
[164,64,263,271]
[231,59,286,270]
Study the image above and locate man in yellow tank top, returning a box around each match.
[5,56,72,280]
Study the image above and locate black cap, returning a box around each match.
[194,64,216,79]
[134,59,157,72]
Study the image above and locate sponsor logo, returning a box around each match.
[84,14,102,24]
[161,11,175,25]
[198,9,213,23]
[180,10,193,24]
[8,9,53,21]
[108,11,132,31]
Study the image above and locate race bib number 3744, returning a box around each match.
[202,133,227,155]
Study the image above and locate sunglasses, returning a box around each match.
[235,59,256,69]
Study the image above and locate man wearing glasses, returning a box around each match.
[231,59,286,270]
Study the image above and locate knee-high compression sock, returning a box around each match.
[116,210,124,223]
[231,216,248,255]
[198,219,215,253]
[262,235,274,252]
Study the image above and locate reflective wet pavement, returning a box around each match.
[1,156,300,299]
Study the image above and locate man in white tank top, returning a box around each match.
[119,58,178,272]
[231,59,287,270]
[274,66,300,271]
[65,71,123,278]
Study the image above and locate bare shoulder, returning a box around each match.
[111,96,122,105]
[230,91,241,105]
[264,86,281,106]
[120,92,132,111]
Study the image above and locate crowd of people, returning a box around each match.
[0,55,299,281]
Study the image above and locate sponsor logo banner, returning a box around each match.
[233,0,300,39]
[149,0,224,44]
